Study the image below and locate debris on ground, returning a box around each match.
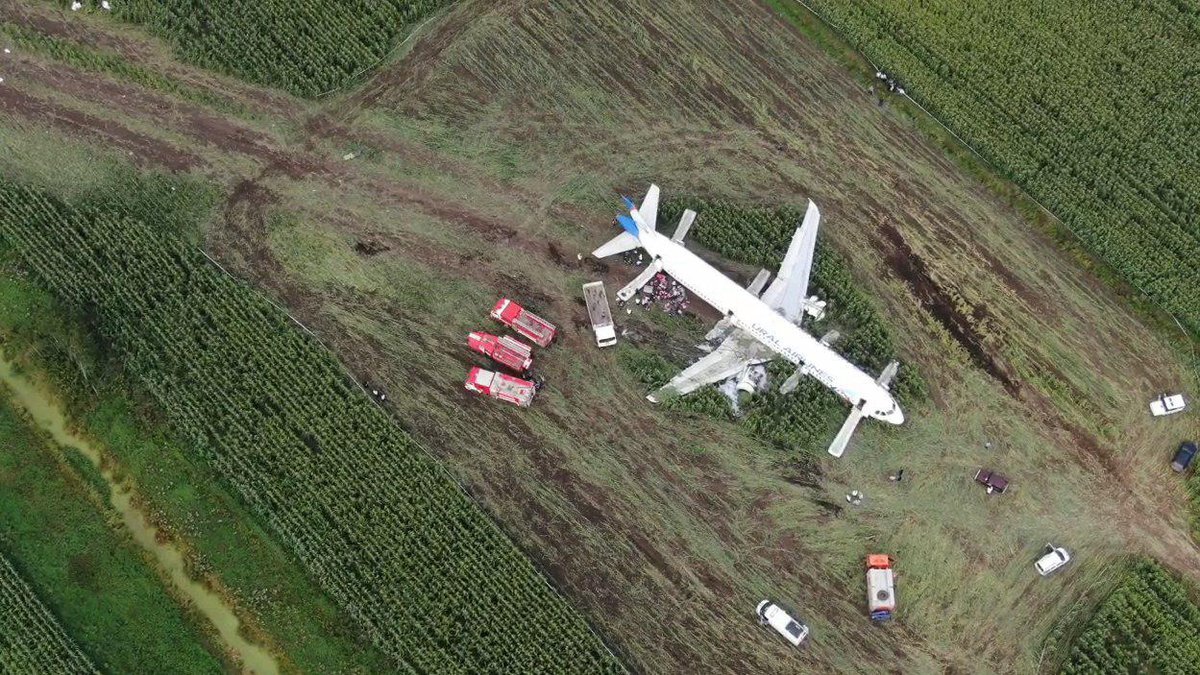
[845,490,864,505]
[634,272,689,315]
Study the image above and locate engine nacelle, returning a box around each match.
[736,364,768,394]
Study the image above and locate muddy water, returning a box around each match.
[0,352,280,675]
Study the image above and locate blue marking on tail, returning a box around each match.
[617,214,640,237]
[622,196,636,210]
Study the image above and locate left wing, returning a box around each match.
[647,329,771,402]
[760,200,820,322]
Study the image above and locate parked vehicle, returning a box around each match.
[1150,393,1186,417]
[491,298,556,348]
[1171,441,1198,472]
[464,367,537,407]
[974,468,1009,494]
[582,281,617,347]
[1035,544,1071,576]
[467,332,533,373]
[866,554,896,622]
[755,600,809,646]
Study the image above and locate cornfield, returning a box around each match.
[1062,561,1200,673]
[101,0,454,97]
[0,553,99,675]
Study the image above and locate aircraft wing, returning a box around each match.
[760,200,820,322]
[647,329,771,401]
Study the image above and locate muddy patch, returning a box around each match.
[0,86,202,171]
[875,219,1021,396]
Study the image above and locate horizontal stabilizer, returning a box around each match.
[593,232,639,258]
[828,402,867,458]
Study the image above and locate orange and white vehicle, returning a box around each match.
[467,332,533,373]
[491,298,556,348]
[866,554,896,622]
[464,367,537,407]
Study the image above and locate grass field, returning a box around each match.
[0,0,1198,672]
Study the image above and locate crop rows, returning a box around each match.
[624,200,922,454]
[1062,561,1200,673]
[0,553,99,675]
[0,182,623,673]
[801,0,1200,334]
[105,0,454,97]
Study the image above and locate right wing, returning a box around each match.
[648,329,771,402]
[760,200,820,322]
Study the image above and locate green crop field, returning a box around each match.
[1061,561,1200,672]
[0,553,98,674]
[0,0,1197,672]
[101,0,453,97]
[789,0,1200,335]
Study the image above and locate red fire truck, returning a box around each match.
[464,367,537,407]
[467,332,533,373]
[490,298,556,348]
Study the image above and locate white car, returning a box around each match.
[1150,394,1186,417]
[1035,545,1071,576]
[756,600,809,646]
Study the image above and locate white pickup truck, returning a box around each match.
[1150,394,1186,417]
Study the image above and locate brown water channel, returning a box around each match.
[0,351,280,675]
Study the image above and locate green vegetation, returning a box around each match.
[0,180,623,673]
[621,200,924,454]
[791,0,1200,335]
[0,264,394,674]
[0,388,222,674]
[108,0,454,97]
[1061,561,1200,673]
[0,553,98,675]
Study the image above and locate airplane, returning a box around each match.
[592,184,903,457]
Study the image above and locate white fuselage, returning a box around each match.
[639,228,903,424]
